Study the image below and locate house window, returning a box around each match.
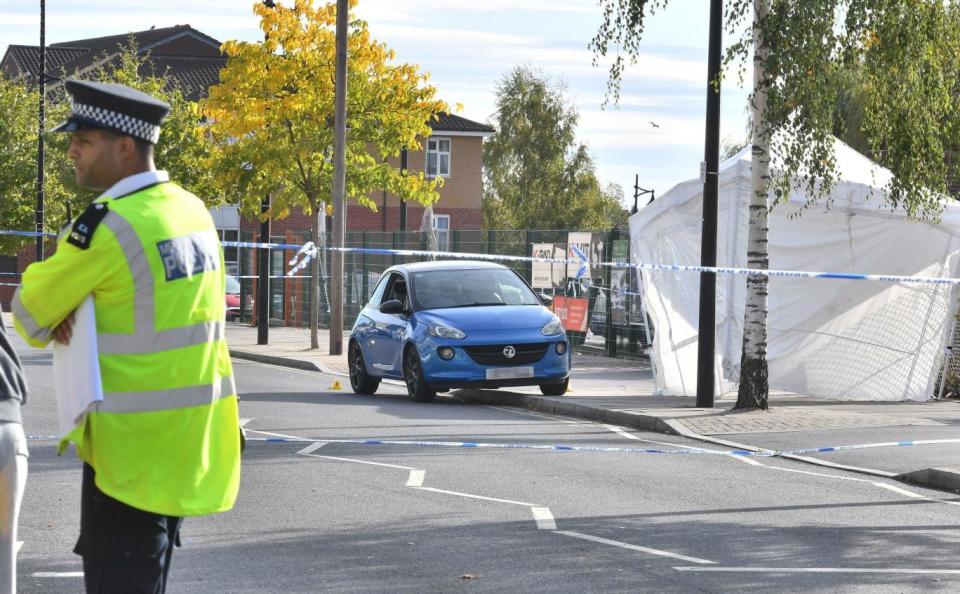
[433,214,450,251]
[426,137,451,178]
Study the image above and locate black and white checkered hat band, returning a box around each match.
[72,102,161,143]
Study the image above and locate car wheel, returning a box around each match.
[403,346,436,403]
[539,378,569,396]
[349,341,380,395]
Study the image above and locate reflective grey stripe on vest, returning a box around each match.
[100,376,236,414]
[11,286,52,343]
[98,320,225,355]
[97,211,223,355]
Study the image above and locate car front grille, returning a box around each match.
[464,343,550,366]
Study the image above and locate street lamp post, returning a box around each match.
[257,0,276,346]
[36,0,47,262]
[399,149,408,231]
[696,0,723,409]
[257,195,271,345]
[328,0,348,356]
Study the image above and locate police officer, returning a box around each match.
[11,80,241,593]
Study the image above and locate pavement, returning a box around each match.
[226,321,960,494]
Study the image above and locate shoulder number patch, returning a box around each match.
[66,202,109,249]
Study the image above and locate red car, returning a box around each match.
[225,276,242,321]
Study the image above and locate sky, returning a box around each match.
[1,0,753,210]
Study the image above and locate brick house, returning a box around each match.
[1,25,493,307]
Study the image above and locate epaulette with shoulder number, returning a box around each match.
[66,202,109,250]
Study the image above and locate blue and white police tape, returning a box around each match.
[287,241,318,277]
[240,435,960,458]
[24,433,960,457]
[6,227,960,287]
[317,246,960,287]
[0,229,56,239]
[219,239,960,287]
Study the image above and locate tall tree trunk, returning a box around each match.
[735,0,771,410]
[310,199,320,350]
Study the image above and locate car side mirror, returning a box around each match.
[538,293,554,307]
[379,299,404,315]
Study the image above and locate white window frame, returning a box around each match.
[432,214,450,251]
[426,136,451,178]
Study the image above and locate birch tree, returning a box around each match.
[591,0,960,409]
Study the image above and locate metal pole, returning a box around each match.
[605,228,617,358]
[696,0,722,408]
[35,0,46,262]
[399,149,407,231]
[257,0,276,345]
[257,195,271,345]
[328,0,348,356]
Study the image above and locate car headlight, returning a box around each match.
[429,323,466,339]
[541,318,563,336]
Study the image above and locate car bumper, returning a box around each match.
[429,375,569,391]
[417,330,570,391]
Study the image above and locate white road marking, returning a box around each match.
[413,486,539,507]
[15,541,22,554]
[32,572,84,578]
[604,425,718,450]
[297,448,557,531]
[872,482,926,498]
[728,452,960,508]
[727,453,870,482]
[557,531,715,565]
[301,453,418,471]
[532,507,556,530]
[674,566,960,574]
[405,469,425,487]
[297,442,328,455]
[605,425,642,441]
[239,418,253,428]
[247,428,315,442]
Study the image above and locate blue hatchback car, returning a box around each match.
[348,261,570,402]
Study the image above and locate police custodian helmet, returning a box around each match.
[53,79,171,145]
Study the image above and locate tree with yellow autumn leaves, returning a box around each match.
[202,0,447,347]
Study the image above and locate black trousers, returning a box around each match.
[74,464,182,594]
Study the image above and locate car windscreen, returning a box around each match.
[225,275,241,294]
[412,269,541,310]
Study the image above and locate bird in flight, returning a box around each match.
[649,121,660,128]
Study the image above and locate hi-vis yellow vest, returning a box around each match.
[12,181,241,517]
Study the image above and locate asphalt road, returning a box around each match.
[12,337,960,593]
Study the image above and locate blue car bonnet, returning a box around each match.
[417,305,555,332]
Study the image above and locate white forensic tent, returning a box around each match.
[629,138,960,401]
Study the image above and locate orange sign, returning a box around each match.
[553,296,589,332]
